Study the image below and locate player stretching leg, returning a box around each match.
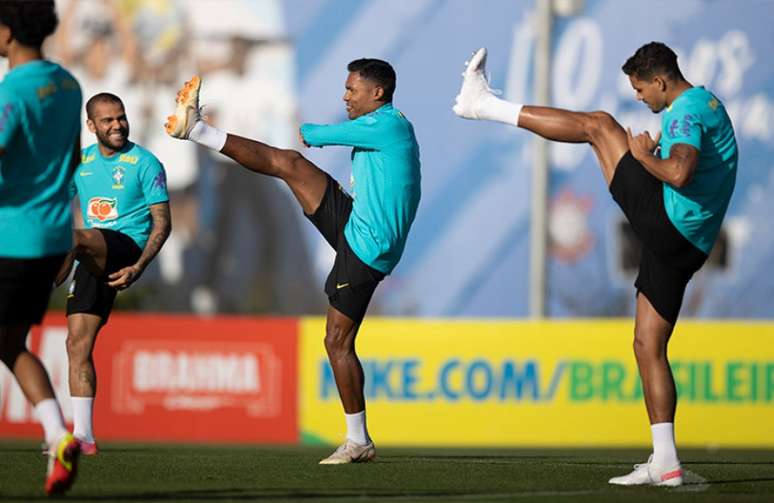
[57,93,171,455]
[453,43,737,486]
[166,59,421,464]
[0,1,83,495]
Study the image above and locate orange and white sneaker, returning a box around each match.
[608,455,683,487]
[165,75,202,139]
[78,439,99,456]
[319,439,376,465]
[44,432,81,496]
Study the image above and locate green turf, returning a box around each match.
[0,442,772,502]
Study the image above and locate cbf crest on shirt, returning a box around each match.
[73,142,169,249]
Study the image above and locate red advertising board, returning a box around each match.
[0,313,298,443]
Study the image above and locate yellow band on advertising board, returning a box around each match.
[300,319,774,447]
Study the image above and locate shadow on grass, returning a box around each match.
[10,488,526,502]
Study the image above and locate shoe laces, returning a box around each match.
[461,68,502,98]
[633,454,655,471]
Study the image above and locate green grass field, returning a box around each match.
[1,442,772,502]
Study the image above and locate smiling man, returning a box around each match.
[453,42,737,486]
[166,59,421,464]
[62,93,170,455]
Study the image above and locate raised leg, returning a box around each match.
[220,135,329,216]
[517,107,630,185]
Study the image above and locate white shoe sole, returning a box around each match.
[165,76,201,138]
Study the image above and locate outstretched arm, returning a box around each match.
[300,115,390,150]
[627,129,698,188]
[108,202,171,289]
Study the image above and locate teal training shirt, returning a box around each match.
[300,103,421,274]
[0,60,81,258]
[73,142,169,249]
[660,86,737,255]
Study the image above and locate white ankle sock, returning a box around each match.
[189,121,227,151]
[71,396,95,443]
[34,398,67,446]
[478,95,523,126]
[651,422,679,466]
[345,410,370,445]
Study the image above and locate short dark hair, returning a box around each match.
[86,92,124,120]
[0,0,58,49]
[347,58,396,102]
[622,42,684,82]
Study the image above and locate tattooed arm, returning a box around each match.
[627,129,698,188]
[108,202,171,289]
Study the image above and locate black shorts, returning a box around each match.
[610,152,708,325]
[305,174,385,323]
[66,229,142,322]
[0,254,66,325]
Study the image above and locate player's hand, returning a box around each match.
[627,128,660,160]
[107,264,144,290]
[298,128,310,148]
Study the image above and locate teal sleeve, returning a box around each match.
[141,157,169,205]
[0,90,20,149]
[665,101,703,151]
[300,114,390,150]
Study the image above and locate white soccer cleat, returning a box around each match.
[165,75,202,139]
[453,47,496,120]
[608,455,683,487]
[318,439,376,465]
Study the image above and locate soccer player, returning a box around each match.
[453,43,736,486]
[61,92,170,455]
[0,0,83,495]
[165,59,421,464]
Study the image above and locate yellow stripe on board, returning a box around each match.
[300,319,774,447]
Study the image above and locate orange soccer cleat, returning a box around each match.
[44,432,81,496]
[165,75,202,139]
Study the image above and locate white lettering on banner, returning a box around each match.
[552,18,603,110]
[0,328,72,424]
[686,31,754,97]
[677,31,772,143]
[114,341,280,417]
[132,351,260,393]
[505,10,534,105]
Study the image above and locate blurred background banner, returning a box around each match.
[301,318,774,447]
[12,0,767,319]
[0,314,298,443]
[3,315,772,446]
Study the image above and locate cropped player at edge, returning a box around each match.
[56,92,171,456]
[453,43,737,486]
[0,0,82,495]
[165,59,421,464]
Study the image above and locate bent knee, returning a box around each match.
[273,149,306,177]
[586,111,620,137]
[72,229,99,256]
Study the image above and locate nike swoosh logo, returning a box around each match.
[336,283,350,290]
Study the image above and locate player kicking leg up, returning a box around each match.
[453,44,737,487]
[62,93,171,456]
[166,58,421,464]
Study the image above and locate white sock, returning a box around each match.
[34,398,67,447]
[345,410,371,445]
[478,95,523,126]
[189,121,227,151]
[71,396,95,443]
[651,422,679,467]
